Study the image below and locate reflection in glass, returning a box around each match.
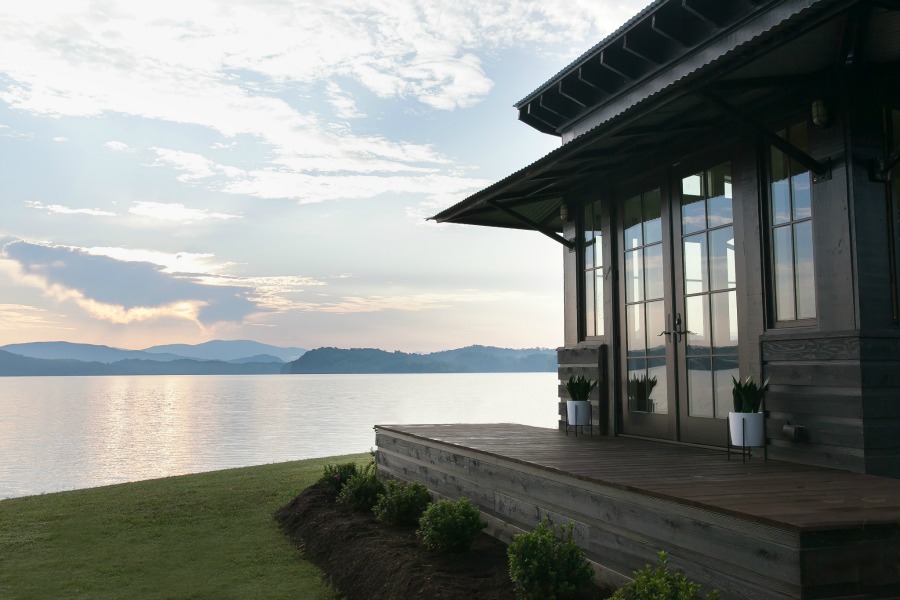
[595,270,604,337]
[644,244,664,300]
[625,249,643,303]
[584,269,595,339]
[714,357,739,418]
[624,195,643,248]
[707,195,732,228]
[686,295,709,351]
[792,172,811,220]
[627,304,645,354]
[648,358,668,414]
[709,227,735,292]
[627,359,650,412]
[687,357,713,417]
[682,196,706,234]
[646,300,666,357]
[795,220,816,319]
[774,225,796,321]
[683,234,707,294]
[711,291,738,353]
[583,200,604,337]
[644,189,662,244]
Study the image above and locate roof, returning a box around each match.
[433,0,900,233]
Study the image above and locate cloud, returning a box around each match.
[128,201,241,223]
[83,247,224,274]
[104,140,130,151]
[52,136,68,142]
[0,0,644,205]
[25,200,116,217]
[0,240,261,327]
[0,303,65,331]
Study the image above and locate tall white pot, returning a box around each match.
[728,412,765,447]
[566,400,591,426]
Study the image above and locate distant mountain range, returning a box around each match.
[283,345,555,374]
[0,340,307,376]
[0,342,556,376]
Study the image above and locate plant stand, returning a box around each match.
[565,401,592,437]
[726,413,767,463]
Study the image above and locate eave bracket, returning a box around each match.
[870,152,900,182]
[485,200,575,249]
[700,91,832,183]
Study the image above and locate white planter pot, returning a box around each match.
[566,400,591,426]
[728,412,765,447]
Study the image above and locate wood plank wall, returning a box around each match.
[762,331,900,477]
[375,429,803,600]
[557,345,609,435]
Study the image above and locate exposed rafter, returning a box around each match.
[484,200,574,248]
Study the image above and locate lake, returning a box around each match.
[0,373,558,499]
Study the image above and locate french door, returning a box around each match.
[619,161,739,446]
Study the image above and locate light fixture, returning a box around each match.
[559,202,570,222]
[811,99,829,128]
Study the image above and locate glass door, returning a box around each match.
[618,161,737,446]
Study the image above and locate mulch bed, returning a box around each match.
[275,482,614,600]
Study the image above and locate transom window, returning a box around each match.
[770,122,816,323]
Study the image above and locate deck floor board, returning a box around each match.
[376,423,900,531]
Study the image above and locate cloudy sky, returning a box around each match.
[0,0,646,352]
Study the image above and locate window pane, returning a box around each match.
[627,359,649,413]
[624,195,642,248]
[794,220,817,319]
[584,269,595,337]
[647,357,668,414]
[714,356,739,418]
[706,163,733,228]
[709,226,735,291]
[646,300,666,357]
[711,291,738,353]
[771,145,791,225]
[626,304,645,353]
[687,357,714,417]
[584,239,594,272]
[774,225,796,320]
[644,244,664,300]
[643,189,662,244]
[683,233,707,294]
[686,294,710,352]
[682,194,706,234]
[625,249,643,303]
[594,231,603,269]
[792,171,811,220]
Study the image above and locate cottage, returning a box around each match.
[376,1,900,597]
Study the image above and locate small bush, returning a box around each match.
[416,497,486,553]
[319,462,359,499]
[337,462,384,512]
[374,480,432,526]
[508,518,594,599]
[611,552,718,600]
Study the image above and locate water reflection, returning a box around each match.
[0,373,559,499]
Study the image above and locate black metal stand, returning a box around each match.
[565,402,593,437]
[726,415,767,463]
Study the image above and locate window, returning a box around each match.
[769,122,816,322]
[583,200,604,337]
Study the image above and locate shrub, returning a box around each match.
[508,518,594,599]
[319,461,360,499]
[611,552,718,600]
[337,462,384,512]
[373,480,432,526]
[416,497,486,553]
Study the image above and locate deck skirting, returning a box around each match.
[374,424,900,600]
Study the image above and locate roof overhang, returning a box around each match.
[432,0,900,236]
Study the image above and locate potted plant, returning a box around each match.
[627,373,658,413]
[564,375,597,426]
[728,375,769,447]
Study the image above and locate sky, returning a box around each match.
[0,0,647,352]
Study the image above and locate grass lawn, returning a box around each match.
[0,454,371,599]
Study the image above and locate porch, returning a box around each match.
[374,423,900,600]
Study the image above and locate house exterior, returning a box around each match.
[433,0,900,478]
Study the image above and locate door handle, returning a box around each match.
[658,314,672,341]
[673,312,696,342]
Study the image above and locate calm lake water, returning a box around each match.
[0,373,558,499]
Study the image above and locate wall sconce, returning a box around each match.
[811,99,829,128]
[559,202,570,222]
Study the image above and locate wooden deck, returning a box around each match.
[374,423,900,600]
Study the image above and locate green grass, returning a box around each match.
[0,454,371,599]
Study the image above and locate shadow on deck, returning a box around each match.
[374,423,900,600]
